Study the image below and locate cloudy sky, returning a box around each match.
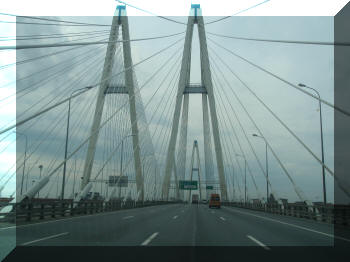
[0,0,349,203]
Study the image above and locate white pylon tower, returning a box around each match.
[162,4,228,201]
[188,140,203,202]
[81,5,144,201]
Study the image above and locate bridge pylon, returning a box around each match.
[188,140,203,202]
[162,4,228,201]
[80,5,144,201]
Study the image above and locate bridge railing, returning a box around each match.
[0,199,181,224]
[221,201,350,226]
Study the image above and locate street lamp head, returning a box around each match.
[39,165,43,169]
[252,134,258,137]
[298,83,306,87]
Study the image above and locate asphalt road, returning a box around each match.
[1,203,349,249]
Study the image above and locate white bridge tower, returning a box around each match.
[81,5,144,201]
[162,4,228,201]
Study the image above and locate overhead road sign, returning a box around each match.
[179,180,198,190]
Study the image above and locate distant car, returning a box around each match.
[201,199,207,204]
[192,194,199,204]
[209,194,220,208]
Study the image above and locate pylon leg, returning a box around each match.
[177,94,189,200]
[202,93,214,200]
[197,15,228,200]
[162,16,195,200]
[81,10,120,190]
[120,14,144,201]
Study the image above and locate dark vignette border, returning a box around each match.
[334,0,350,247]
[3,246,350,262]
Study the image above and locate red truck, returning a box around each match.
[209,194,221,208]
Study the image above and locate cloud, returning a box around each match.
[0,15,341,203]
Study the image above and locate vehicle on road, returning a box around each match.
[202,199,207,204]
[209,194,220,208]
[192,194,199,204]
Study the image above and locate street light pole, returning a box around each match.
[244,159,246,204]
[61,86,93,200]
[38,164,43,198]
[298,83,326,206]
[154,165,157,201]
[15,131,28,195]
[232,165,235,201]
[252,134,269,203]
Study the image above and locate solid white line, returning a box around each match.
[220,216,226,221]
[21,232,69,246]
[123,216,134,219]
[173,215,178,219]
[141,232,159,246]
[223,207,350,243]
[247,235,270,250]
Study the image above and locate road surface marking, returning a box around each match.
[173,215,178,219]
[123,216,134,219]
[21,232,69,246]
[224,207,350,243]
[181,210,184,213]
[220,217,226,221]
[141,232,159,246]
[247,235,270,250]
[211,211,215,214]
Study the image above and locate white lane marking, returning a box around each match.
[223,207,350,243]
[141,232,159,246]
[0,204,171,231]
[21,232,69,246]
[173,215,178,219]
[123,216,134,219]
[247,235,270,250]
[220,217,226,221]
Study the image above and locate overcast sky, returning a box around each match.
[0,0,349,203]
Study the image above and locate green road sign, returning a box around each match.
[179,180,198,190]
[206,185,213,190]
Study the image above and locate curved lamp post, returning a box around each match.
[298,83,326,206]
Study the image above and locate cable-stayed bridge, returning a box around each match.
[0,3,350,255]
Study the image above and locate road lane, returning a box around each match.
[218,206,335,245]
[13,204,183,246]
[150,204,253,246]
[2,203,343,247]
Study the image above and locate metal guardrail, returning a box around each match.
[0,199,182,223]
[221,201,350,226]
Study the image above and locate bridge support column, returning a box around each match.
[162,14,194,200]
[176,93,189,200]
[120,12,144,201]
[81,6,144,201]
[81,7,120,190]
[162,5,227,201]
[202,93,214,200]
[188,140,202,202]
[197,14,228,201]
